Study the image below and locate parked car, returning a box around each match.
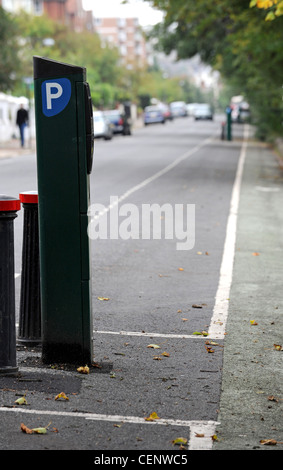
[144,105,166,125]
[159,103,174,121]
[194,103,213,120]
[186,103,199,116]
[93,111,113,140]
[103,110,132,135]
[170,101,188,117]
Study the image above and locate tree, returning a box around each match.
[0,7,19,91]
[250,0,283,20]
[144,0,283,138]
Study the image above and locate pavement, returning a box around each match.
[0,138,36,160]
[0,127,282,457]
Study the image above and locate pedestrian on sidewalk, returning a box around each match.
[16,104,29,148]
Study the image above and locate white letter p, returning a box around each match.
[46,82,63,110]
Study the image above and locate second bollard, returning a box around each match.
[0,195,20,375]
[18,191,41,345]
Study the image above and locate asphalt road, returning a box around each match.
[1,114,274,455]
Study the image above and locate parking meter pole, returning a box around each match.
[0,196,20,375]
[18,191,41,346]
[33,56,94,365]
[226,106,232,141]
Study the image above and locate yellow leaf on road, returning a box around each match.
[55,392,69,400]
[15,395,27,405]
[172,437,188,446]
[145,412,160,421]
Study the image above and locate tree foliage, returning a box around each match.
[146,0,283,138]
[0,7,19,91]
[0,8,201,109]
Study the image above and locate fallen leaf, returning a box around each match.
[206,340,223,347]
[172,437,188,446]
[252,252,260,256]
[55,392,69,401]
[192,304,202,308]
[161,352,170,357]
[15,395,27,406]
[147,344,160,349]
[205,345,215,353]
[32,426,48,434]
[20,423,33,434]
[274,344,282,351]
[250,320,258,325]
[268,396,278,402]
[260,439,277,445]
[178,267,184,271]
[182,318,188,322]
[97,297,109,301]
[153,356,162,360]
[211,434,218,441]
[145,412,160,421]
[193,331,208,336]
[20,422,51,434]
[77,365,90,374]
[195,433,204,437]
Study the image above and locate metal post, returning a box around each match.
[226,106,232,141]
[18,191,41,346]
[0,195,21,375]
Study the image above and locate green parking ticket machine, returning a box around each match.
[33,56,94,364]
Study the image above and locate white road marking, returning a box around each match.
[7,127,249,450]
[209,124,249,339]
[93,125,249,342]
[0,407,218,449]
[94,330,206,340]
[90,133,217,219]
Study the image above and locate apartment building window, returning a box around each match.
[117,17,126,27]
[34,0,43,15]
[118,31,127,42]
[119,44,127,56]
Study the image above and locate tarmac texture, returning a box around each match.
[0,127,282,457]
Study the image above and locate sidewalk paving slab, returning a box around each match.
[214,141,283,451]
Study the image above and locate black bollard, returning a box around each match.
[0,195,21,375]
[18,191,41,346]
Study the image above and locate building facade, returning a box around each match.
[0,0,93,31]
[0,0,43,14]
[93,17,148,67]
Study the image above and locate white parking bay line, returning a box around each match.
[94,330,204,340]
[0,407,218,449]
[209,124,249,339]
[91,133,217,219]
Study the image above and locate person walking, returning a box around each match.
[16,104,29,148]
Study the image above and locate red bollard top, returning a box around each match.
[19,191,38,204]
[0,195,21,212]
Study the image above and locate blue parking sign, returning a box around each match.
[42,78,71,117]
